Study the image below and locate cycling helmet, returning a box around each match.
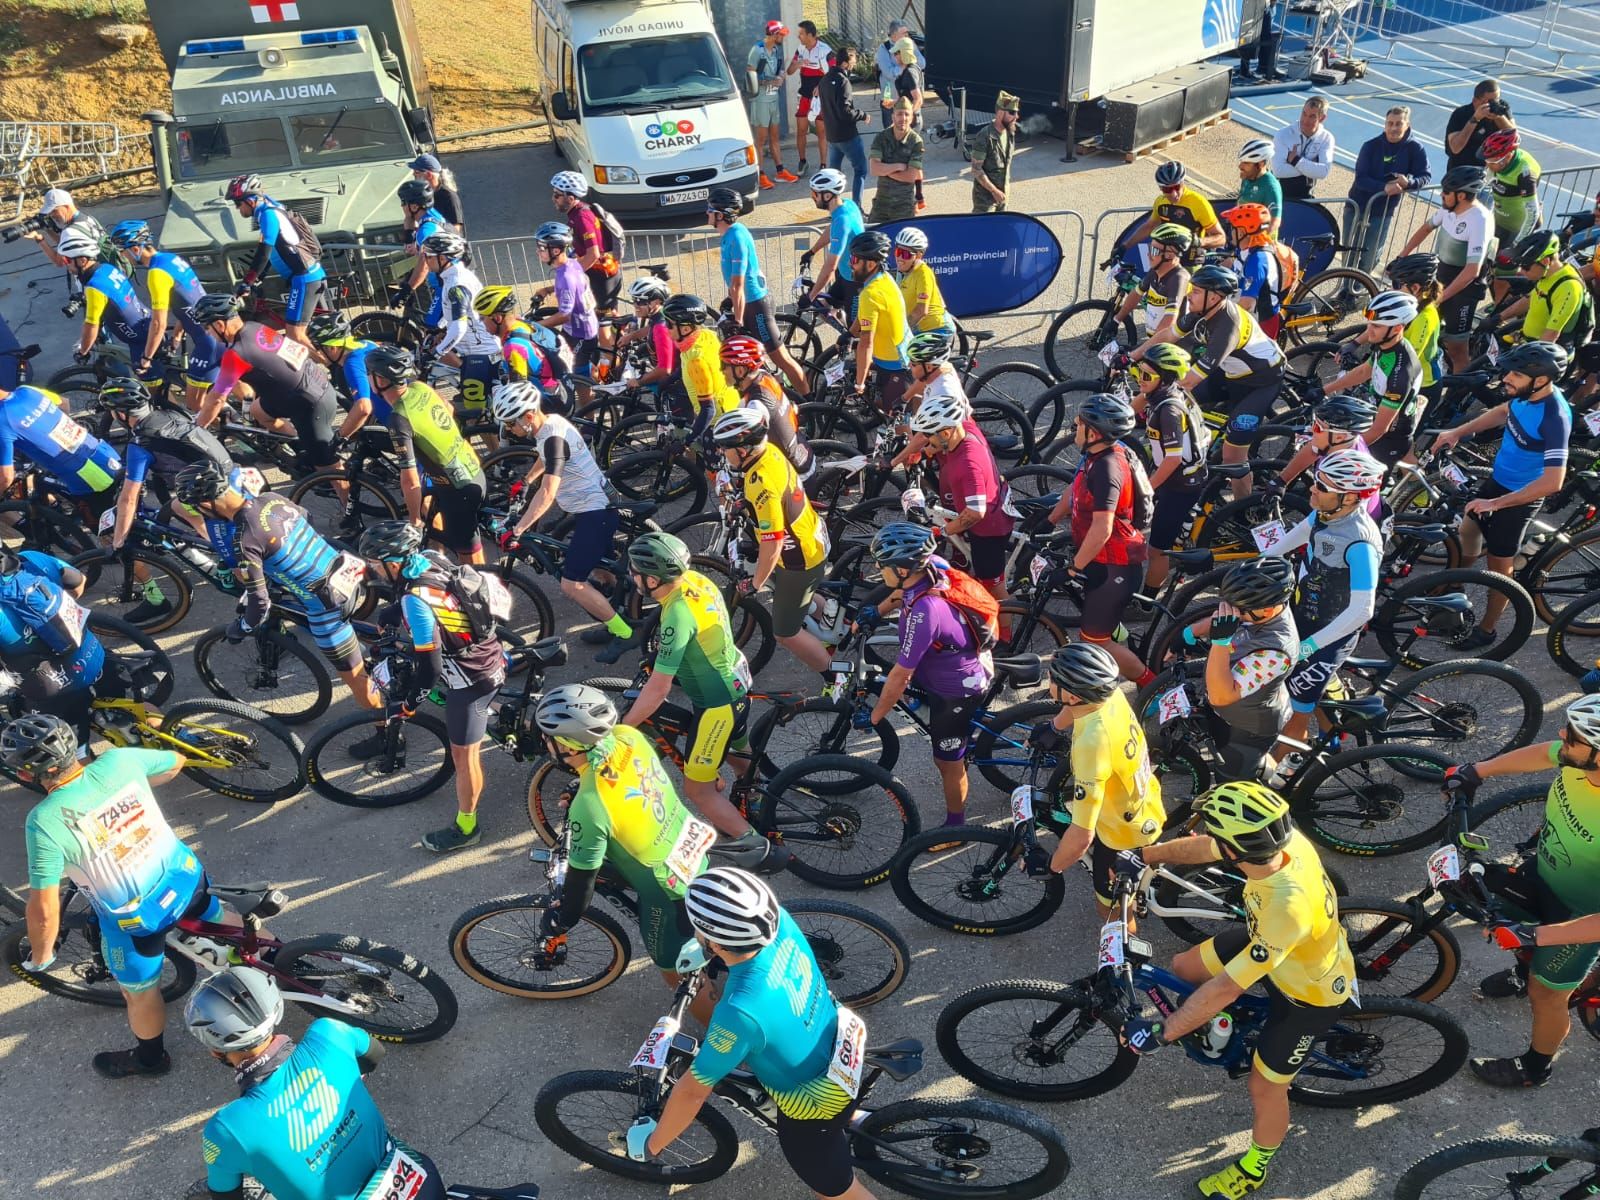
[1364,290,1420,326]
[1314,447,1386,495]
[0,713,78,777]
[225,174,264,202]
[1189,264,1240,296]
[662,293,710,328]
[420,231,467,259]
[1237,138,1273,165]
[909,390,968,434]
[307,310,353,345]
[906,329,955,365]
[1564,694,1600,747]
[627,531,693,583]
[894,226,929,253]
[848,231,892,263]
[357,519,424,563]
[1481,129,1520,161]
[870,521,937,570]
[54,228,100,261]
[397,179,434,207]
[1138,343,1192,381]
[192,292,243,325]
[1384,252,1439,286]
[1497,339,1570,381]
[174,460,231,507]
[1513,229,1561,268]
[1440,165,1488,194]
[534,683,618,748]
[107,219,153,250]
[365,344,418,387]
[808,168,848,196]
[720,336,765,371]
[1150,223,1194,251]
[1195,780,1293,863]
[710,407,769,450]
[1313,394,1377,432]
[534,221,573,249]
[489,379,542,425]
[1154,161,1187,189]
[550,170,589,198]
[627,276,670,305]
[1221,203,1273,238]
[1047,642,1121,704]
[95,378,153,415]
[185,966,283,1053]
[686,867,779,950]
[473,285,518,318]
[1077,392,1137,439]
[707,186,744,217]
[1217,557,1297,610]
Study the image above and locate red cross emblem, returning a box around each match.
[249,0,300,22]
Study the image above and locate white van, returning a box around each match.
[533,0,758,218]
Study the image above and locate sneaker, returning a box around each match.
[92,1048,171,1079]
[1234,68,1258,82]
[1479,966,1529,999]
[347,728,403,761]
[775,168,800,183]
[594,632,639,666]
[1470,1054,1550,1088]
[1456,626,1497,651]
[422,822,481,854]
[796,159,809,177]
[759,173,775,191]
[580,625,618,645]
[124,598,173,625]
[1196,1160,1266,1198]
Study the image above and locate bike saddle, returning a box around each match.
[706,831,779,872]
[966,330,997,344]
[208,883,286,920]
[638,262,671,280]
[208,881,276,898]
[1397,523,1450,545]
[1342,655,1393,672]
[992,653,1043,686]
[864,1038,924,1081]
[1282,301,1317,318]
[1213,463,1254,479]
[526,636,568,669]
[1299,233,1336,250]
[445,1186,541,1200]
[1169,548,1214,570]
[12,344,40,360]
[612,498,659,519]
[1409,591,1472,614]
[1318,695,1386,730]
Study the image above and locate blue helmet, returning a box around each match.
[108,220,154,250]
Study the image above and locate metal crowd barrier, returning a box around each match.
[1356,0,1593,66]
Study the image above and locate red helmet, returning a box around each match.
[720,336,764,370]
[225,174,263,202]
[1482,129,1519,161]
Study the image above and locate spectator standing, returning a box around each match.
[409,153,463,231]
[1445,78,1514,171]
[868,100,925,224]
[970,92,1020,214]
[1272,96,1335,202]
[786,21,831,176]
[819,45,870,207]
[1345,106,1431,274]
[875,20,925,127]
[746,20,797,190]
[1235,7,1284,82]
[24,188,105,312]
[891,37,927,211]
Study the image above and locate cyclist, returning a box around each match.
[55,227,158,383]
[1395,164,1492,374]
[0,382,123,528]
[1264,447,1385,768]
[712,409,833,674]
[906,388,1013,608]
[1173,557,1301,780]
[0,548,103,740]
[1236,138,1282,234]
[366,344,486,565]
[1220,203,1289,337]
[630,867,881,1200]
[1123,224,1194,354]
[175,462,379,710]
[491,380,635,661]
[1501,229,1594,349]
[398,177,449,302]
[1432,340,1571,650]
[1442,692,1600,1088]
[1046,394,1157,689]
[709,187,809,395]
[898,326,965,426]
[473,284,565,395]
[194,293,340,475]
[533,221,600,407]
[108,220,220,412]
[892,226,953,336]
[1123,781,1358,1198]
[358,520,505,853]
[847,231,912,415]
[1129,343,1209,592]
[1483,129,1542,304]
[306,311,388,445]
[10,713,229,1079]
[1320,291,1423,466]
[1113,161,1226,266]
[861,522,995,833]
[614,276,676,393]
[550,170,623,327]
[1269,395,1384,522]
[1384,252,1445,404]
[187,966,447,1200]
[419,231,502,414]
[800,168,865,311]
[226,174,326,349]
[721,336,816,484]
[666,294,729,446]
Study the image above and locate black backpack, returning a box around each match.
[418,549,512,641]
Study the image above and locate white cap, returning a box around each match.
[39,188,73,215]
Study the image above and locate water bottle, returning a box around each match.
[1266,751,1307,791]
[178,544,215,571]
[1199,1012,1234,1057]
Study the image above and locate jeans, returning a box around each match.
[829,136,869,208]
[1343,200,1395,275]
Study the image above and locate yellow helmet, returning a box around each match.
[1138,343,1192,382]
[473,285,518,318]
[1195,780,1293,862]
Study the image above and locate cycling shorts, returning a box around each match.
[1149,486,1204,553]
[743,295,782,352]
[260,387,338,468]
[301,592,363,673]
[1438,279,1487,343]
[284,274,325,325]
[565,334,602,380]
[777,1106,857,1198]
[1287,632,1358,713]
[1367,426,1414,467]
[424,481,484,558]
[562,506,620,582]
[1484,858,1600,989]
[823,277,860,316]
[684,696,751,783]
[1079,559,1143,642]
[445,673,500,746]
[457,354,500,410]
[635,871,695,970]
[105,878,223,993]
[771,561,826,637]
[929,692,983,763]
[1200,927,1344,1083]
[749,91,781,129]
[966,533,1009,584]
[587,268,623,314]
[183,332,223,387]
[1194,371,1283,447]
[21,664,99,743]
[1468,479,1543,559]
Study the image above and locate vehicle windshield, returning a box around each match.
[171,117,293,180]
[291,106,412,163]
[578,33,736,113]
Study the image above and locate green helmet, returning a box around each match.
[627,532,692,582]
[1139,343,1192,381]
[1150,222,1194,250]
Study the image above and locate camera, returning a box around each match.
[1486,99,1511,117]
[0,213,52,244]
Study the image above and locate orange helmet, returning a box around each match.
[1222,203,1273,245]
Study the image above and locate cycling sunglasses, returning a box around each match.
[1159,184,1186,196]
[894,247,918,258]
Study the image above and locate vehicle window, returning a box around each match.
[562,44,576,101]
[172,117,292,179]
[292,107,412,161]
[578,33,736,112]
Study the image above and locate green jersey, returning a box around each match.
[656,569,750,709]
[1238,173,1283,220]
[1491,149,1542,241]
[1539,746,1600,914]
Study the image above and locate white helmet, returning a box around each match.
[1314,447,1386,495]
[809,168,847,196]
[710,406,769,450]
[1364,290,1420,326]
[1238,138,1273,165]
[628,276,670,305]
[909,391,968,435]
[685,867,780,949]
[55,228,100,261]
[550,170,589,198]
[1565,694,1600,747]
[895,226,929,252]
[184,966,283,1053]
[490,379,542,425]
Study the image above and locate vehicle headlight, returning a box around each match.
[723,146,755,172]
[595,165,638,185]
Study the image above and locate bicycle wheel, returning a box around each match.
[536,1069,739,1184]
[161,698,306,803]
[90,612,176,705]
[1337,894,1461,1003]
[1026,380,1099,471]
[0,908,196,1007]
[193,626,334,725]
[1526,527,1600,625]
[756,697,898,784]
[285,467,403,541]
[495,565,557,654]
[1395,1133,1600,1200]
[68,546,193,634]
[273,933,457,1043]
[1464,783,1548,867]
[852,1096,1072,1200]
[448,894,631,1000]
[789,897,911,1009]
[1290,743,1458,856]
[1547,585,1600,676]
[1372,567,1534,669]
[890,826,1065,936]
[968,362,1056,445]
[1283,340,1347,389]
[799,400,871,452]
[729,592,775,676]
[303,710,454,808]
[936,977,1138,1101]
[1194,493,1312,555]
[0,499,95,557]
[1283,267,1379,347]
[972,700,1061,793]
[757,754,919,890]
[778,313,824,369]
[1151,862,1253,945]
[970,397,1036,465]
[607,448,708,528]
[1042,300,1135,381]
[1287,996,1468,1106]
[349,311,423,349]
[1376,658,1542,767]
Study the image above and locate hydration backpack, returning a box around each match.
[420,550,512,640]
[590,202,627,261]
[923,564,1000,653]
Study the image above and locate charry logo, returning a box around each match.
[644,119,695,138]
[642,118,701,153]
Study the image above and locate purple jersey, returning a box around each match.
[897,577,990,696]
[554,259,599,340]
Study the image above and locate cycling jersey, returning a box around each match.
[388,382,484,490]
[1149,188,1219,236]
[553,258,599,341]
[0,554,103,689]
[690,907,851,1120]
[123,407,234,491]
[1067,688,1164,851]
[1493,388,1572,492]
[1145,384,1209,485]
[1176,300,1284,381]
[502,320,561,391]
[828,200,866,282]
[1428,202,1492,271]
[741,372,814,479]
[534,413,611,514]
[741,441,829,570]
[214,322,335,410]
[1237,173,1283,220]
[1136,264,1188,329]
[0,386,122,496]
[935,417,1013,537]
[656,569,751,709]
[1367,337,1423,439]
[249,196,326,283]
[720,222,768,303]
[898,261,950,332]
[146,251,211,343]
[855,270,910,368]
[1235,246,1285,319]
[1536,746,1600,914]
[1403,305,1443,390]
[1491,149,1542,242]
[1220,609,1298,740]
[425,262,499,359]
[679,328,725,411]
[1524,262,1593,345]
[1069,443,1147,566]
[328,339,387,419]
[25,747,199,934]
[1279,503,1382,648]
[398,551,505,689]
[81,262,152,348]
[897,569,992,697]
[642,316,677,377]
[410,206,448,254]
[208,492,342,628]
[201,1018,393,1200]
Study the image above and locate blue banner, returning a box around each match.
[0,306,23,391]
[874,213,1063,319]
[1113,198,1342,278]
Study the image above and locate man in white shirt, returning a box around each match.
[786,20,832,176]
[1272,97,1335,201]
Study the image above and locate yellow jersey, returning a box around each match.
[856,271,910,367]
[1067,688,1165,851]
[1402,304,1442,389]
[741,441,829,570]
[680,327,725,410]
[898,261,949,333]
[1150,188,1220,235]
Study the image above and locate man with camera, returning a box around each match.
[1446,79,1514,171]
[13,188,105,316]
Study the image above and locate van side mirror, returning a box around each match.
[406,107,436,146]
[551,91,577,122]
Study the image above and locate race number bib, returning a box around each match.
[826,1004,869,1097]
[1010,784,1036,824]
[324,552,366,610]
[1425,844,1463,887]
[823,359,847,386]
[1585,410,1600,438]
[1098,920,1127,969]
[369,1146,429,1200]
[1156,684,1192,724]
[275,337,311,370]
[1485,339,1500,365]
[899,487,926,513]
[1440,461,1468,487]
[1029,554,1050,585]
[1097,339,1122,367]
[98,507,118,534]
[371,659,393,692]
[49,417,88,455]
[665,817,717,887]
[631,1015,681,1070]
[1251,519,1287,553]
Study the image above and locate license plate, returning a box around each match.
[660,187,709,206]
[1251,519,1287,553]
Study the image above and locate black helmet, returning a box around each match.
[1498,340,1570,382]
[1513,229,1561,269]
[1440,165,1487,195]
[96,378,153,415]
[1189,264,1240,296]
[1385,252,1439,286]
[307,310,353,346]
[193,292,242,324]
[174,461,231,507]
[707,187,744,217]
[358,519,425,562]
[365,344,418,387]
[397,179,434,207]
[1048,643,1121,703]
[870,521,937,570]
[1313,394,1377,431]
[1077,392,1136,439]
[662,293,710,328]
[1218,557,1296,610]
[848,231,892,263]
[0,713,79,777]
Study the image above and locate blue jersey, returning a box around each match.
[720,223,768,302]
[411,208,447,253]
[202,1019,394,1200]
[0,553,104,688]
[1236,247,1283,319]
[0,386,122,495]
[254,197,326,283]
[335,341,391,419]
[829,201,866,283]
[82,262,153,348]
[1494,388,1571,491]
[689,909,852,1119]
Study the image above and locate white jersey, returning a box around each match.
[1428,203,1492,270]
[434,261,502,357]
[536,414,612,514]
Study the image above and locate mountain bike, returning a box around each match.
[1393,1128,1600,1200]
[182,1179,541,1200]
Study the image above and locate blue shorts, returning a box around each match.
[458,354,501,410]
[183,330,223,386]
[562,507,620,582]
[101,872,222,993]
[1287,632,1358,713]
[284,270,327,324]
[299,591,363,672]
